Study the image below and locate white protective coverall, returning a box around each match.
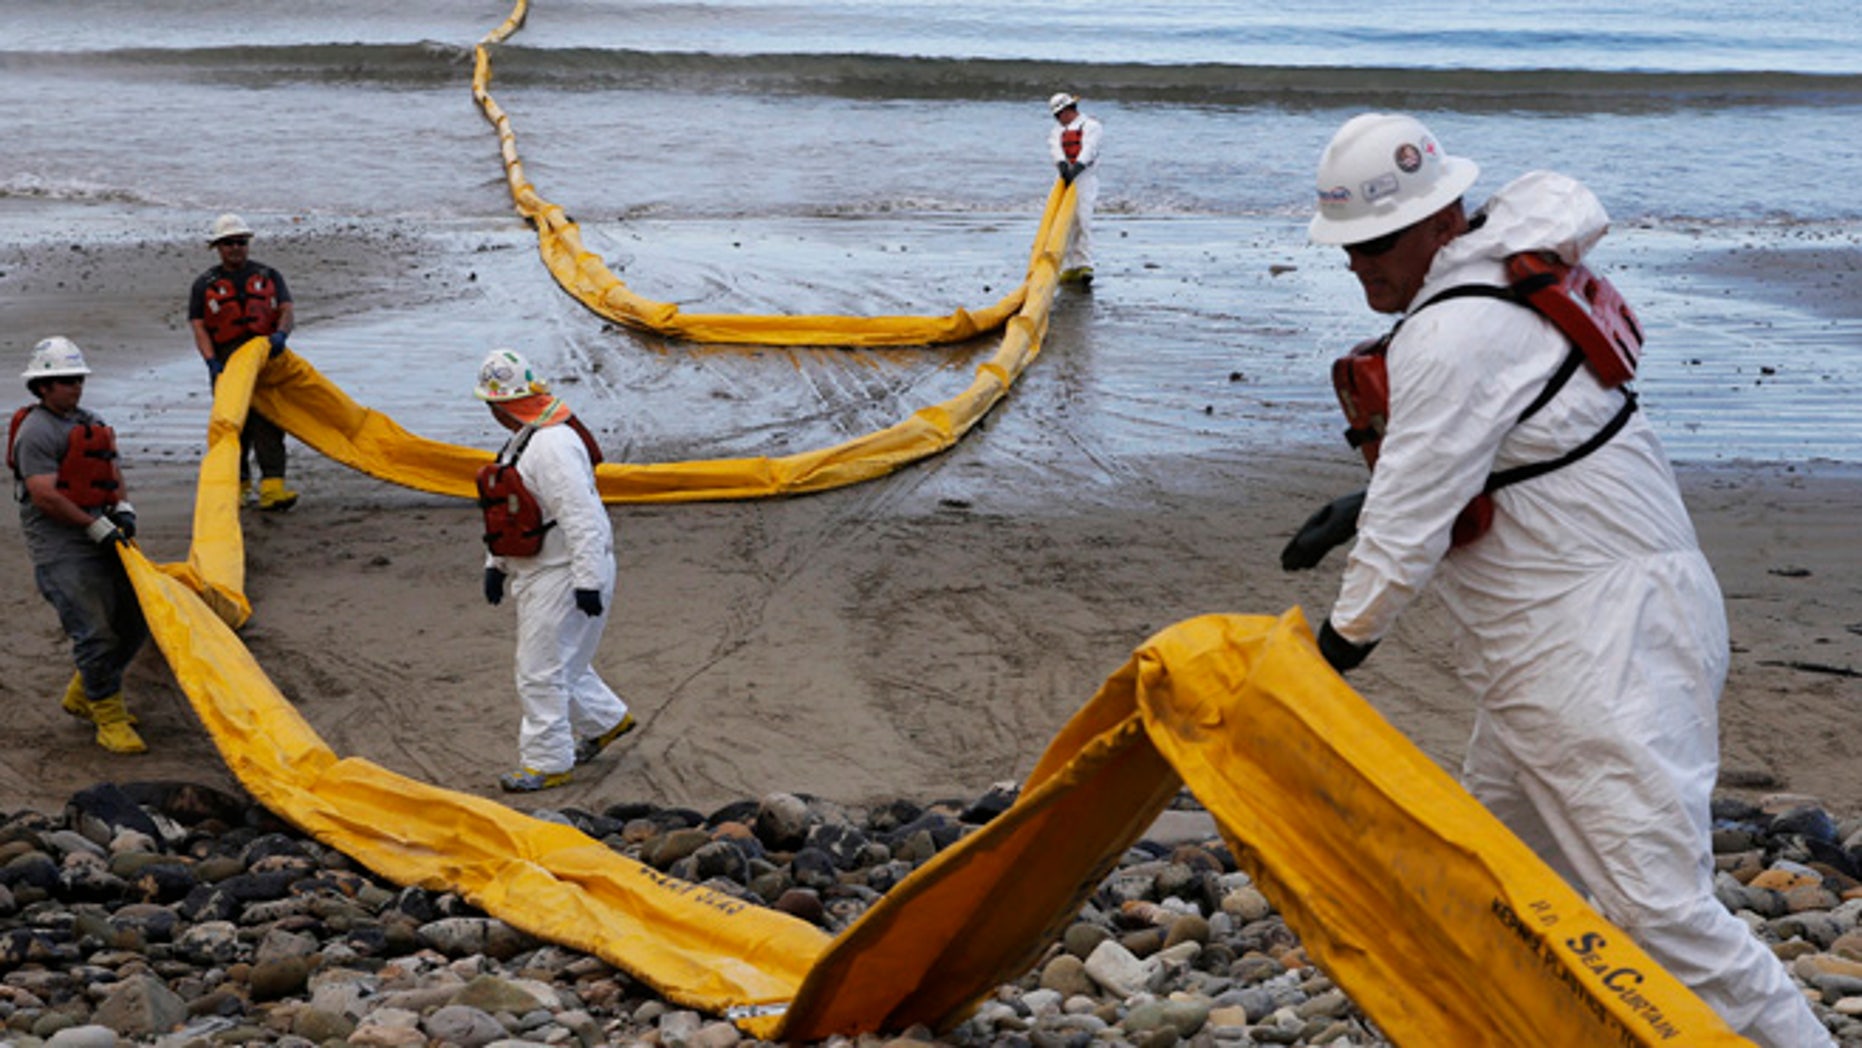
[1048,111,1102,273]
[486,422,630,776]
[1329,171,1831,1046]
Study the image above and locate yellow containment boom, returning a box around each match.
[231,181,1066,509]
[139,364,1750,1042]
[472,0,1033,346]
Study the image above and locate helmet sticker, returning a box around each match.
[1360,173,1400,204]
[1395,143,1422,173]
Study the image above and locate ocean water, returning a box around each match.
[3,0,1859,468]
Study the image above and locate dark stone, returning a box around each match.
[214,869,298,903]
[1,852,60,891]
[118,781,251,827]
[865,798,924,834]
[960,783,1019,826]
[1771,806,1840,844]
[601,801,654,823]
[805,823,870,871]
[789,847,840,891]
[176,884,239,923]
[241,833,311,866]
[881,813,961,853]
[691,840,749,883]
[66,783,163,844]
[391,886,439,923]
[772,888,825,925]
[706,799,761,828]
[128,862,198,904]
[558,807,622,841]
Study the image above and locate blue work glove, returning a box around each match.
[205,356,225,383]
[105,502,137,541]
[1317,619,1377,673]
[268,331,289,358]
[1056,160,1073,184]
[573,588,603,617]
[483,566,506,606]
[1280,489,1366,571]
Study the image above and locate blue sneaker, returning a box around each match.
[574,713,637,765]
[498,767,572,793]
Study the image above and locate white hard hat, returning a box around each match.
[1309,113,1480,246]
[475,348,548,402]
[208,213,254,244]
[22,336,92,382]
[1048,92,1079,115]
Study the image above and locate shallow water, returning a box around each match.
[3,0,1859,475]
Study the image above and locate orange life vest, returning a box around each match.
[1332,254,1642,548]
[476,417,604,557]
[201,268,282,349]
[1060,126,1084,162]
[8,405,125,509]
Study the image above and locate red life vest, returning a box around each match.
[475,417,605,557]
[1060,126,1084,162]
[201,269,282,349]
[8,405,125,509]
[1332,254,1642,548]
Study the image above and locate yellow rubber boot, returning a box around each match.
[60,671,90,720]
[258,477,299,512]
[89,693,147,755]
[62,672,139,725]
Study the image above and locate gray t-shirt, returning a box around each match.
[13,404,112,564]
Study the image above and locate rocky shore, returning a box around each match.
[3,781,1861,1047]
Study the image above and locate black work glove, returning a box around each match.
[574,588,603,617]
[105,503,137,541]
[1066,161,1087,182]
[483,566,506,606]
[1280,489,1366,571]
[268,331,289,358]
[1056,160,1074,184]
[1317,619,1378,673]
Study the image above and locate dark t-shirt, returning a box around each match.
[188,260,293,356]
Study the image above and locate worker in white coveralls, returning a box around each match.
[1047,92,1102,287]
[474,349,634,793]
[1280,113,1833,1045]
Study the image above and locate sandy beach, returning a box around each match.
[2,259,1858,826]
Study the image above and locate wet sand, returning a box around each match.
[1,211,1858,820]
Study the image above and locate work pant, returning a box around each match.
[509,556,628,775]
[1460,559,1832,1047]
[240,412,289,482]
[34,549,147,701]
[1064,168,1097,272]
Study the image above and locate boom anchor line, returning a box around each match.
[114,3,1750,1043]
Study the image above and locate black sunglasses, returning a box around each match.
[216,237,251,247]
[50,376,86,387]
[1344,225,1409,258]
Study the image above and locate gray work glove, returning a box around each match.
[86,514,125,546]
[1280,489,1365,571]
[483,566,506,606]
